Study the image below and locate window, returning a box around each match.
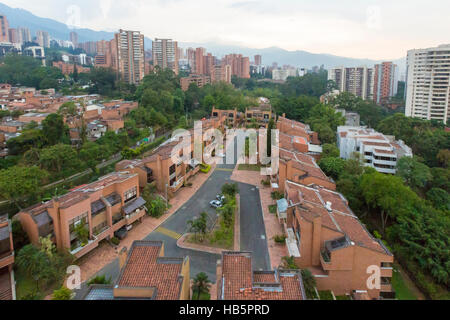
[124,187,137,203]
[69,213,88,233]
[169,164,176,176]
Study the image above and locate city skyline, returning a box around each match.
[1,0,450,60]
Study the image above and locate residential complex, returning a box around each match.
[115,29,145,85]
[328,66,374,100]
[245,97,273,127]
[152,38,179,75]
[82,241,190,300]
[36,30,50,48]
[18,172,147,259]
[0,216,15,300]
[216,252,306,300]
[223,54,250,79]
[405,44,450,123]
[180,74,211,91]
[373,62,398,105]
[282,180,395,299]
[337,126,413,174]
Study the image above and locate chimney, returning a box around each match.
[325,201,332,212]
[119,246,128,270]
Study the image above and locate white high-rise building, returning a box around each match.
[405,44,450,123]
[17,27,31,44]
[328,66,374,100]
[36,30,50,48]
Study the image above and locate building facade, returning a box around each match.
[373,62,398,105]
[115,30,145,85]
[0,216,15,300]
[337,126,413,174]
[405,44,450,123]
[0,14,9,42]
[36,30,50,48]
[152,38,179,75]
[18,172,147,259]
[328,66,374,100]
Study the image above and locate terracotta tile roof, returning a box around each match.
[220,252,305,300]
[117,241,185,300]
[285,181,390,255]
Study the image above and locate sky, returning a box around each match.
[2,0,450,60]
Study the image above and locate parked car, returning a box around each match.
[216,194,226,202]
[210,200,223,208]
[114,227,128,240]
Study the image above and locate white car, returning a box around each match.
[210,200,223,208]
[216,194,226,202]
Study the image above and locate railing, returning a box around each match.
[321,250,331,263]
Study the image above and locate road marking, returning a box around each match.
[155,227,182,240]
[216,168,233,172]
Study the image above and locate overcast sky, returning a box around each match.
[2,0,449,60]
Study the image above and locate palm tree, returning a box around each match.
[192,272,211,300]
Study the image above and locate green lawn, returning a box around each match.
[238,164,261,171]
[391,266,418,300]
[15,269,48,300]
[335,295,351,300]
[192,291,211,300]
[318,290,334,300]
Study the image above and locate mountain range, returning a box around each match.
[0,2,405,72]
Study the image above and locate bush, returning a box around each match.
[111,237,120,246]
[87,275,111,285]
[200,164,211,173]
[148,197,167,218]
[273,235,286,244]
[271,191,283,200]
[261,179,271,187]
[52,286,72,300]
[269,205,277,214]
[222,183,239,197]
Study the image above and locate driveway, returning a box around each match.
[75,134,270,298]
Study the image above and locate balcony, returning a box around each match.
[0,250,14,269]
[170,176,185,192]
[286,228,300,258]
[321,250,331,263]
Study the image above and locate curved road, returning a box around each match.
[75,133,270,297]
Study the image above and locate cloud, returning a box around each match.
[1,0,449,59]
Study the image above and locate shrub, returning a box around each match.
[87,274,111,285]
[111,237,120,246]
[273,235,286,244]
[269,205,277,214]
[52,286,72,300]
[148,197,167,218]
[222,183,239,197]
[200,164,211,173]
[271,191,283,200]
[301,269,318,300]
[261,179,271,187]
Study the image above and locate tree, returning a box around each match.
[318,157,346,180]
[52,286,72,300]
[437,149,450,168]
[148,197,167,218]
[188,212,208,240]
[321,144,340,159]
[39,144,82,176]
[192,272,211,300]
[58,102,78,117]
[42,113,69,146]
[301,269,317,300]
[426,188,450,211]
[396,157,432,190]
[16,244,54,291]
[0,166,48,210]
[222,183,239,197]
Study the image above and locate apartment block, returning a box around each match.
[82,241,190,300]
[0,14,9,42]
[8,28,17,43]
[282,180,395,299]
[0,216,15,300]
[152,38,179,75]
[115,30,145,85]
[180,74,211,91]
[94,39,118,69]
[36,30,50,48]
[373,62,398,105]
[17,27,31,44]
[212,64,232,84]
[222,54,250,79]
[70,32,78,48]
[254,54,262,66]
[216,252,306,300]
[337,126,412,174]
[328,66,374,100]
[18,172,147,259]
[245,97,273,127]
[405,44,450,123]
[52,61,91,75]
[211,107,241,127]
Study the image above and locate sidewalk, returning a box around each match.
[77,165,217,282]
[230,164,288,270]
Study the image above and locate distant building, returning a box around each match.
[222,54,250,79]
[373,62,398,105]
[152,38,179,75]
[254,54,262,66]
[328,66,374,100]
[36,30,50,48]
[115,30,145,84]
[0,14,9,42]
[180,74,211,91]
[272,68,298,81]
[405,44,450,123]
[17,27,31,44]
[70,31,78,48]
[7,28,18,43]
[53,61,91,75]
[337,126,413,174]
[336,109,360,127]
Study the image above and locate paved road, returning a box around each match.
[75,134,270,298]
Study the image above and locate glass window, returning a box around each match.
[124,186,137,202]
